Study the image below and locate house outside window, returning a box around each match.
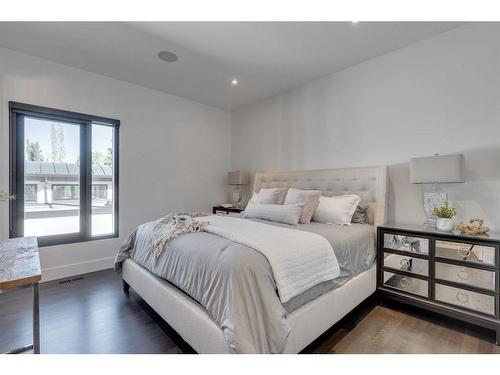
[24,184,37,202]
[52,184,79,201]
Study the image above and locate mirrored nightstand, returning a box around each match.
[377,224,500,345]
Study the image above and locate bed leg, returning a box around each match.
[122,280,130,294]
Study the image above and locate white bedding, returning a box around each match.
[196,215,340,303]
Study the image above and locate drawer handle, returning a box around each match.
[455,291,469,303]
[400,258,411,269]
[457,269,469,280]
[389,236,421,252]
[458,246,471,258]
[389,235,400,248]
[399,277,410,288]
[401,237,411,248]
[402,237,421,252]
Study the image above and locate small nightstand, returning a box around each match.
[212,206,244,215]
[377,224,500,345]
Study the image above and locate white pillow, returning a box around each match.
[312,194,361,225]
[243,202,304,225]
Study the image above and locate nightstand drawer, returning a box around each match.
[435,283,496,316]
[384,252,428,277]
[383,233,429,255]
[435,262,496,291]
[383,271,428,298]
[435,240,496,267]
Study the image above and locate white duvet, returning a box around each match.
[196,215,340,303]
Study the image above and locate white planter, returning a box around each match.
[436,218,455,232]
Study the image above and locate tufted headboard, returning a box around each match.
[252,166,388,228]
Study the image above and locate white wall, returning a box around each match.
[2,23,500,282]
[232,23,500,230]
[0,47,232,281]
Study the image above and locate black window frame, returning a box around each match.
[9,102,120,247]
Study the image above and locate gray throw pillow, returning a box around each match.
[351,204,368,224]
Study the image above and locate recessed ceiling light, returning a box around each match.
[352,21,359,24]
[231,79,239,86]
[158,51,178,62]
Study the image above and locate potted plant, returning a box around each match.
[432,201,457,232]
[0,191,15,202]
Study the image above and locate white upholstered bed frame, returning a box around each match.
[122,165,388,353]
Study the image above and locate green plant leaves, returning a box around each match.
[432,200,456,219]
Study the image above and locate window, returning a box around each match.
[10,102,119,246]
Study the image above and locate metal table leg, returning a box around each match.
[33,282,40,354]
[4,344,34,354]
[3,282,40,354]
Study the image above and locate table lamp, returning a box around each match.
[228,171,249,208]
[410,154,465,227]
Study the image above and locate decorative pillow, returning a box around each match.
[243,202,304,225]
[365,203,375,225]
[351,204,368,224]
[312,194,361,225]
[284,188,321,224]
[255,188,288,205]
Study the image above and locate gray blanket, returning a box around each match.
[114,218,374,353]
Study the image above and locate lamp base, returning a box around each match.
[422,186,447,228]
[230,187,241,206]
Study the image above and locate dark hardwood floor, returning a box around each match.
[0,269,498,354]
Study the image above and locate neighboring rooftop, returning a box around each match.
[25,161,112,177]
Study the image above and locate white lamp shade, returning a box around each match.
[410,154,465,184]
[228,170,249,185]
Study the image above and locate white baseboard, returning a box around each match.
[41,256,115,282]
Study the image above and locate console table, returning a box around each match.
[0,237,41,354]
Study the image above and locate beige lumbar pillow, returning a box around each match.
[254,188,288,205]
[284,188,321,224]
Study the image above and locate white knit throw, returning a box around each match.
[151,212,209,258]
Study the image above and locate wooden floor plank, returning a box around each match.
[0,269,498,354]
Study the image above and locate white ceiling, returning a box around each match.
[0,22,465,110]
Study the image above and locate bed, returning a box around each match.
[119,166,388,353]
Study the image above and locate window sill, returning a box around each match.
[27,233,120,248]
